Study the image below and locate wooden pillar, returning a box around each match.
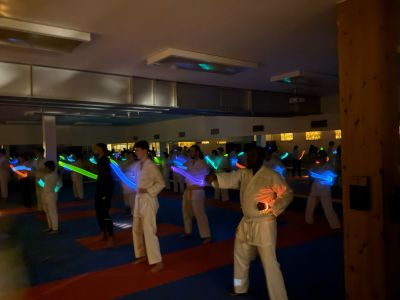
[337,0,400,299]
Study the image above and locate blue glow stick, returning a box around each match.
[333,150,338,155]
[173,156,188,170]
[66,155,76,163]
[9,158,19,165]
[230,157,238,168]
[171,166,206,186]
[280,152,289,160]
[12,165,32,171]
[273,165,285,177]
[309,170,337,186]
[109,161,136,189]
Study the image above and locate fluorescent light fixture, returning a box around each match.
[0,17,91,52]
[147,48,258,75]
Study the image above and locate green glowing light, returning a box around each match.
[58,161,98,180]
[282,77,292,84]
[198,63,214,71]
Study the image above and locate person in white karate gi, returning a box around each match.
[0,149,9,200]
[172,147,185,194]
[206,146,293,299]
[132,141,165,273]
[71,153,84,201]
[42,161,62,234]
[305,150,341,229]
[181,145,212,244]
[32,148,46,211]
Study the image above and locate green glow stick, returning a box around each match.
[58,161,98,180]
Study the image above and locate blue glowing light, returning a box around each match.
[273,165,286,177]
[109,159,136,189]
[12,165,32,171]
[171,166,206,186]
[173,156,187,170]
[9,158,19,165]
[280,152,289,160]
[309,170,337,186]
[66,155,76,163]
[38,178,62,192]
[198,63,214,71]
[333,150,337,155]
[230,157,238,168]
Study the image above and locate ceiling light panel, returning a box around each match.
[147,48,258,75]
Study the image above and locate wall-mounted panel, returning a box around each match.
[132,78,154,106]
[177,83,219,110]
[0,62,31,97]
[32,66,130,103]
[154,80,175,107]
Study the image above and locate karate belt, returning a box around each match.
[184,186,203,201]
[241,214,275,244]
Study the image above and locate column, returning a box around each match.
[42,115,57,162]
[337,0,400,299]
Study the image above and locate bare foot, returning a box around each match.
[150,262,164,273]
[202,237,212,244]
[132,257,147,264]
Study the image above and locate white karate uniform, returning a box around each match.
[215,166,293,300]
[182,158,211,238]
[42,172,60,231]
[0,156,9,199]
[132,159,165,265]
[264,157,286,178]
[122,160,137,212]
[71,159,84,199]
[305,163,341,229]
[33,158,46,211]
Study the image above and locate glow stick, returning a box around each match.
[205,156,217,170]
[59,155,66,161]
[173,156,187,170]
[58,161,98,180]
[153,157,161,165]
[238,152,245,157]
[9,164,28,178]
[299,150,306,160]
[223,154,228,157]
[230,157,238,168]
[171,166,206,186]
[333,150,338,155]
[12,165,32,171]
[9,158,18,165]
[109,162,136,189]
[309,170,337,186]
[236,163,246,169]
[67,155,76,163]
[280,152,289,160]
[273,165,285,177]
[89,156,97,165]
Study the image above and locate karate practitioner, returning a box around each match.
[93,143,115,242]
[291,145,301,177]
[42,161,61,234]
[181,145,212,244]
[132,141,165,272]
[206,146,293,299]
[32,148,46,211]
[305,150,341,229]
[71,154,84,201]
[121,151,137,214]
[0,149,9,200]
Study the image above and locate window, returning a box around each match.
[335,130,342,140]
[280,133,293,141]
[201,141,210,144]
[305,131,321,141]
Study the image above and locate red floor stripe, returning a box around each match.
[20,211,338,300]
[77,223,183,251]
[0,207,35,217]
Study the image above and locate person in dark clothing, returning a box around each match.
[18,154,33,208]
[93,143,115,242]
[292,145,302,177]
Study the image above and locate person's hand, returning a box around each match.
[205,174,217,184]
[257,202,268,211]
[256,187,278,208]
[138,188,147,194]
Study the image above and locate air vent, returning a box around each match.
[147,48,258,75]
[154,134,160,140]
[178,132,186,137]
[210,128,220,135]
[0,17,91,52]
[253,125,264,132]
[311,120,328,128]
